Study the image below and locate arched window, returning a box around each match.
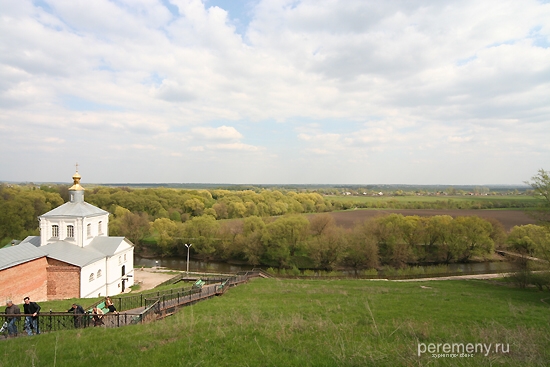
[97,269,102,278]
[118,256,122,265]
[52,225,59,238]
[98,221,103,235]
[67,225,74,238]
[87,223,92,237]
[124,253,127,262]
[89,273,95,282]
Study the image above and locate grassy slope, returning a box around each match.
[1,279,549,367]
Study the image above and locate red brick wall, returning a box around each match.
[0,257,48,303]
[47,258,80,300]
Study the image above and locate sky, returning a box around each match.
[1,0,549,185]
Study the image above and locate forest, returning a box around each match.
[1,183,548,273]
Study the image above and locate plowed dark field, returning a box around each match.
[325,209,536,231]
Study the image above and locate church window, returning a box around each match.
[67,225,74,238]
[87,223,92,237]
[124,254,127,262]
[97,269,102,278]
[89,273,94,282]
[98,221,103,235]
[52,225,59,238]
[118,256,122,265]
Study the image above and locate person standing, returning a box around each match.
[5,300,21,337]
[67,304,85,328]
[23,297,41,335]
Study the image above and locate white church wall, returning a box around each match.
[105,243,135,296]
[82,214,110,247]
[80,258,107,298]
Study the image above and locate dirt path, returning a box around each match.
[133,267,180,291]
[391,273,513,282]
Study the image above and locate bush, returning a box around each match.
[362,268,378,277]
[302,269,315,276]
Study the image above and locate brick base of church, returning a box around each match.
[47,258,80,300]
[0,257,81,302]
[0,257,48,302]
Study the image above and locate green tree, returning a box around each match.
[422,215,453,262]
[111,211,151,249]
[266,215,310,257]
[241,216,267,266]
[507,224,550,289]
[0,185,63,243]
[183,215,220,259]
[309,213,336,236]
[150,218,179,255]
[184,198,205,217]
[371,214,413,267]
[308,226,346,270]
[340,223,379,276]
[447,216,494,262]
[525,169,550,225]
[507,224,549,256]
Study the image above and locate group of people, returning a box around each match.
[4,296,119,336]
[4,297,41,337]
[67,296,117,328]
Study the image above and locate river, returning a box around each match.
[134,256,255,273]
[134,256,518,274]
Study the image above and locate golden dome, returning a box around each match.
[69,169,85,191]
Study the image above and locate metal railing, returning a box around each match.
[1,272,263,338]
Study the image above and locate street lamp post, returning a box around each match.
[185,243,192,275]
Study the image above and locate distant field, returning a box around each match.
[1,278,548,366]
[327,194,535,204]
[320,208,536,231]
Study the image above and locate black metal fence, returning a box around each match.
[86,276,234,312]
[1,272,259,338]
[0,311,145,336]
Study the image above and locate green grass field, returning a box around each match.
[1,279,549,366]
[327,194,535,204]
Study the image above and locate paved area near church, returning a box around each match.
[133,267,178,291]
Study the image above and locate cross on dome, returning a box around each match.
[69,164,84,191]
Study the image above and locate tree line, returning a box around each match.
[1,178,548,276]
[0,183,539,246]
[117,212,514,271]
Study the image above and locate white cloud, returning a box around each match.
[191,125,243,140]
[208,143,261,151]
[0,0,549,184]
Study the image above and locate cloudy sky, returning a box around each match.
[1,0,549,185]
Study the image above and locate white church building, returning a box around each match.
[1,171,134,301]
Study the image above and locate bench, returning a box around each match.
[192,279,205,289]
[89,301,110,315]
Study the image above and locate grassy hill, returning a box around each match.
[1,278,549,366]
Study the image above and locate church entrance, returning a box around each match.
[121,265,126,292]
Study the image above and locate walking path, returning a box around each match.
[133,268,178,291]
[392,273,513,282]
